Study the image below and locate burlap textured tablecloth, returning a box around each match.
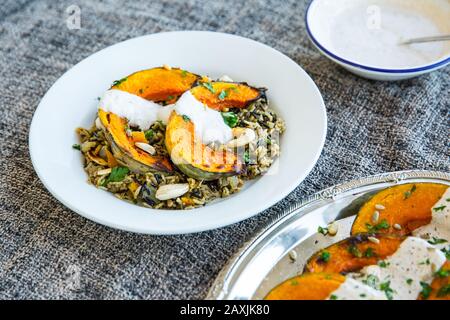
[0,0,449,299]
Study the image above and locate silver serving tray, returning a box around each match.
[207,170,450,300]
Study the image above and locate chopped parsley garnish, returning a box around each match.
[329,295,338,300]
[348,245,362,258]
[442,247,450,260]
[112,77,127,87]
[378,260,389,268]
[221,112,238,128]
[420,282,432,299]
[317,226,328,235]
[403,184,417,199]
[202,82,216,93]
[428,237,447,245]
[434,205,447,212]
[218,89,228,100]
[181,70,188,77]
[243,151,250,164]
[320,251,331,263]
[364,247,376,258]
[72,144,81,150]
[362,274,379,289]
[102,166,129,186]
[435,268,450,278]
[144,129,154,141]
[437,284,450,297]
[167,95,175,101]
[406,279,413,285]
[365,219,390,232]
[380,281,394,300]
[182,115,191,122]
[359,293,366,298]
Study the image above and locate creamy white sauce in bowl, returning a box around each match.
[306,0,450,80]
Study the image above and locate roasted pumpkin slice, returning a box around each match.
[265,273,345,300]
[98,110,173,173]
[351,183,448,235]
[190,81,263,111]
[165,112,243,180]
[305,234,405,274]
[420,260,450,300]
[112,67,200,102]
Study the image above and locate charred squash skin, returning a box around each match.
[112,67,200,102]
[265,273,345,300]
[190,81,264,111]
[98,110,173,173]
[165,112,243,180]
[351,183,448,235]
[305,234,405,274]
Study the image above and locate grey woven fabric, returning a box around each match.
[0,0,449,300]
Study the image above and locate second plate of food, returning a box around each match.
[29,31,327,234]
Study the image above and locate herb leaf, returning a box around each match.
[435,268,450,278]
[362,274,379,289]
[221,112,238,128]
[380,281,394,300]
[420,282,432,299]
[366,219,390,232]
[437,284,450,297]
[202,82,216,93]
[103,167,129,185]
[144,130,154,141]
[364,247,376,258]
[112,77,127,87]
[348,245,362,258]
[434,205,446,212]
[428,237,447,245]
[72,144,81,150]
[182,115,191,122]
[317,226,328,235]
[403,184,417,199]
[320,251,331,263]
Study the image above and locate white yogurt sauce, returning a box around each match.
[174,91,232,145]
[98,89,169,130]
[327,278,386,300]
[413,187,450,249]
[98,89,232,145]
[330,4,445,69]
[353,237,446,300]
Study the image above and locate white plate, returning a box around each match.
[29,31,327,235]
[306,0,450,81]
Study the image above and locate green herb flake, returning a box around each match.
[202,82,216,93]
[320,251,331,263]
[435,268,450,278]
[221,112,238,128]
[437,284,450,297]
[290,279,299,286]
[112,77,127,87]
[218,89,228,100]
[181,70,188,78]
[329,295,338,300]
[428,237,447,245]
[317,226,329,235]
[182,115,191,122]
[364,247,376,258]
[419,259,430,266]
[378,260,389,268]
[420,282,432,299]
[434,205,447,212]
[366,219,390,232]
[167,95,175,101]
[380,281,394,300]
[103,166,130,186]
[406,279,413,285]
[362,274,379,289]
[243,151,250,164]
[442,247,450,260]
[144,130,154,141]
[72,144,81,150]
[359,293,366,298]
[403,184,417,199]
[348,245,362,258]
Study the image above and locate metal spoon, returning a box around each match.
[401,34,450,45]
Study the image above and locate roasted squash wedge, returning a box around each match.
[351,183,448,235]
[112,67,200,102]
[305,234,405,274]
[190,81,263,111]
[98,110,173,173]
[165,112,243,180]
[420,260,450,300]
[265,273,345,300]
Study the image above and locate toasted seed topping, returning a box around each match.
[162,64,172,70]
[135,142,156,155]
[375,204,386,210]
[368,236,380,244]
[289,250,297,262]
[155,183,189,201]
[372,211,380,223]
[327,222,339,236]
[393,223,402,230]
[97,168,112,176]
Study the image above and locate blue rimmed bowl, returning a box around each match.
[305,0,450,81]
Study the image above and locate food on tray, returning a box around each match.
[266,184,450,300]
[75,66,285,209]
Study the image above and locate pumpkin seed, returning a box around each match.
[95,117,105,131]
[327,222,338,236]
[135,142,156,155]
[372,211,380,223]
[155,183,189,201]
[393,223,402,231]
[162,64,172,70]
[368,236,380,244]
[375,204,386,210]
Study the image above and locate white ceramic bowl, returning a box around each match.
[306,0,450,81]
[29,31,327,235]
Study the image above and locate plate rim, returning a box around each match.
[28,30,327,235]
[206,169,450,299]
